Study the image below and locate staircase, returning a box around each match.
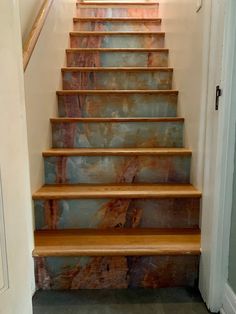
[33,1,201,290]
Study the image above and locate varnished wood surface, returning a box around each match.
[66,48,168,52]
[70,31,165,36]
[33,228,201,257]
[43,148,192,156]
[33,184,202,200]
[77,2,159,6]
[57,89,178,95]
[50,117,184,123]
[73,17,161,22]
[51,117,184,123]
[62,67,173,72]
[23,0,54,71]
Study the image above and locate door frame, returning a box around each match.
[199,0,236,311]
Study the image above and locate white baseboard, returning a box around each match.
[221,283,236,314]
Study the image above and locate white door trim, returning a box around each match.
[221,284,236,314]
[199,0,236,311]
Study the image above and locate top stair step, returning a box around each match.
[76,3,159,18]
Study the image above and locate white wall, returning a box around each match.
[19,0,45,43]
[159,0,210,188]
[0,0,34,313]
[24,0,75,195]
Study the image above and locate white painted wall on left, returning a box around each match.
[0,0,34,313]
[19,0,45,42]
[24,0,75,201]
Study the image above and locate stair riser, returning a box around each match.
[58,93,177,117]
[44,155,190,184]
[70,34,164,49]
[62,70,172,90]
[35,255,199,289]
[67,51,168,67]
[76,7,159,18]
[52,121,184,148]
[74,21,161,32]
[35,198,199,230]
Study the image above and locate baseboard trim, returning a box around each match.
[221,283,236,314]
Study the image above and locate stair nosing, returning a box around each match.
[33,184,202,200]
[50,117,184,123]
[76,2,160,5]
[57,89,178,95]
[73,17,162,22]
[66,48,168,52]
[70,31,165,36]
[33,228,200,257]
[61,67,173,72]
[43,148,192,157]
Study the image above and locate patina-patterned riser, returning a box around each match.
[76,7,159,18]
[34,198,200,230]
[57,93,177,118]
[51,121,184,148]
[35,255,199,289]
[66,50,168,67]
[62,69,172,90]
[73,20,161,32]
[70,34,164,49]
[44,155,191,184]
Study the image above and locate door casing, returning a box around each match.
[199,0,236,312]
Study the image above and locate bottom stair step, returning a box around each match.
[33,228,200,256]
[34,229,200,289]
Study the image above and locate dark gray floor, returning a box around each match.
[33,288,211,314]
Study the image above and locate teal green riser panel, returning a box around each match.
[73,20,161,32]
[51,121,184,148]
[34,198,199,230]
[62,69,172,90]
[44,155,191,184]
[67,51,168,67]
[35,255,199,289]
[57,93,177,118]
[70,34,164,49]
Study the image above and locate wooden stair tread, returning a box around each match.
[57,90,178,95]
[62,67,173,71]
[43,148,192,156]
[70,31,165,35]
[33,228,201,257]
[51,117,184,123]
[77,2,159,5]
[66,48,168,52]
[33,184,201,199]
[73,17,161,22]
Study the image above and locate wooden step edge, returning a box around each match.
[70,31,165,36]
[56,89,178,95]
[42,148,192,157]
[32,184,202,200]
[73,17,162,22]
[50,117,184,123]
[33,228,201,257]
[61,67,173,72]
[76,2,159,6]
[66,48,168,52]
